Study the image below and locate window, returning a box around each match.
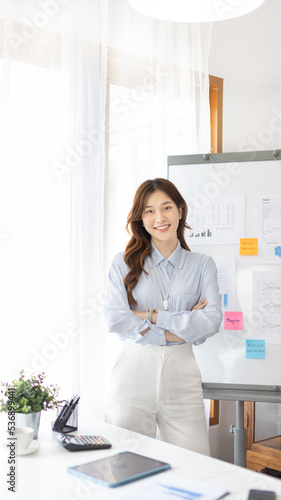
[0,30,71,388]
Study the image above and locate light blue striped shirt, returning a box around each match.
[105,241,223,346]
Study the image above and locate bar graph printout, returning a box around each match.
[186,195,244,245]
[255,195,281,262]
[114,475,229,500]
[213,256,236,312]
[252,271,281,343]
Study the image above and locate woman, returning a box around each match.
[104,178,222,455]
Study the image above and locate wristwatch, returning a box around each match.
[148,308,157,322]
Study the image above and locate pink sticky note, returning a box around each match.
[224,311,243,330]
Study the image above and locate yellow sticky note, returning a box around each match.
[240,238,258,255]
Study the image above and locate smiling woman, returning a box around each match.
[142,191,182,257]
[104,177,223,454]
[123,178,191,307]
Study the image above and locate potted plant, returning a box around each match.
[0,370,61,439]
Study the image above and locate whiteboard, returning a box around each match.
[168,150,281,386]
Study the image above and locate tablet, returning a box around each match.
[67,451,171,487]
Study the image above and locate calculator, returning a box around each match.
[56,434,112,451]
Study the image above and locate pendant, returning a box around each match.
[158,306,175,312]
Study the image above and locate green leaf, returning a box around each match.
[0,371,61,413]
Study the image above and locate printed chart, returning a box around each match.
[253,271,281,343]
[187,195,244,245]
[256,196,281,262]
[213,256,236,312]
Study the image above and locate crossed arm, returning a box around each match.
[132,298,208,343]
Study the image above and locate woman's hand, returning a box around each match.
[132,299,207,341]
[131,309,156,336]
[131,310,148,320]
[192,297,208,310]
[165,300,207,342]
[132,309,184,342]
[131,309,158,324]
[165,330,184,343]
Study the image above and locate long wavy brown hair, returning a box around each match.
[124,178,191,306]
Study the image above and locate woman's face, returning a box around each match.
[142,190,182,249]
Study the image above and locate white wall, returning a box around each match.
[209,0,281,154]
[207,0,281,463]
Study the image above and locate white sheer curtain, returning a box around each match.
[0,0,212,422]
[0,0,108,420]
[0,0,72,390]
[104,0,212,265]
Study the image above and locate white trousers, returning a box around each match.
[106,342,210,456]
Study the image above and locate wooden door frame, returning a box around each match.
[244,401,281,471]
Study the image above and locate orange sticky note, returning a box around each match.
[240,238,258,255]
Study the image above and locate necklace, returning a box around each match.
[150,247,182,311]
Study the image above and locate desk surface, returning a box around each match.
[1,413,281,500]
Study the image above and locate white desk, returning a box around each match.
[1,413,281,500]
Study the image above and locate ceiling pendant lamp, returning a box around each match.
[127,0,266,23]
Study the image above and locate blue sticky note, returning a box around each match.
[274,246,281,257]
[246,339,265,359]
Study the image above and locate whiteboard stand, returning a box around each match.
[202,383,281,467]
[229,401,246,467]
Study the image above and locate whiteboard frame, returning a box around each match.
[168,149,280,168]
[202,383,281,402]
[167,149,281,396]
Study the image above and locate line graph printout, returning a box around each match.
[253,271,281,343]
[256,195,281,262]
[186,195,245,245]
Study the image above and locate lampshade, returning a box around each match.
[127,0,266,23]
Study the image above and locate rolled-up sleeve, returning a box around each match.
[104,253,166,345]
[156,256,223,345]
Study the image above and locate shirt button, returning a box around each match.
[163,260,168,267]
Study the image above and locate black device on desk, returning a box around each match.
[52,395,80,433]
[248,491,276,500]
[56,434,112,451]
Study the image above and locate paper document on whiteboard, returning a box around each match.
[114,474,229,500]
[252,271,281,343]
[255,195,281,262]
[213,256,236,312]
[186,195,244,245]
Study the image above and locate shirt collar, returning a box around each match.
[149,240,184,268]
